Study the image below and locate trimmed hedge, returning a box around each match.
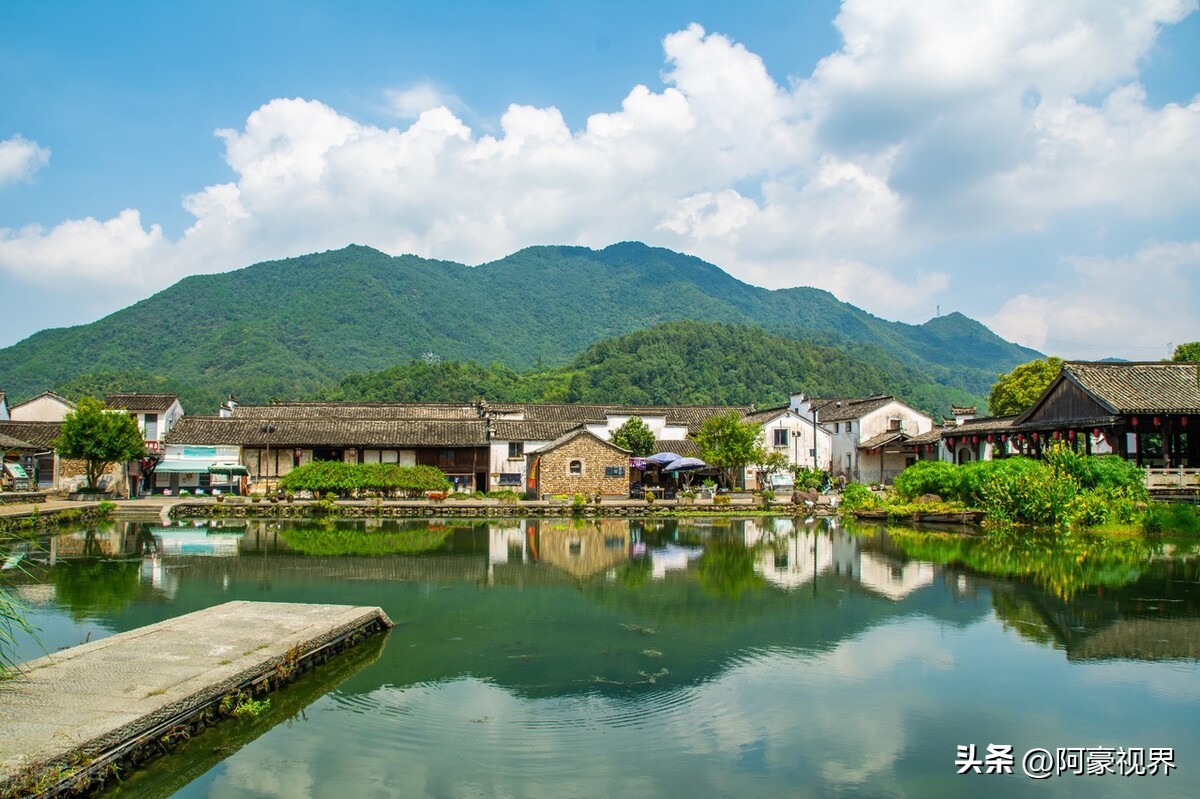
[279,462,449,497]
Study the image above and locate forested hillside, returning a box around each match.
[0,242,1039,411]
[326,322,979,415]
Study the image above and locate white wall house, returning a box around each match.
[742,406,833,490]
[0,391,9,420]
[791,393,933,484]
[9,391,75,422]
[105,393,184,456]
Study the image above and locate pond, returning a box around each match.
[2,516,1198,798]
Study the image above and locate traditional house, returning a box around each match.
[790,393,934,484]
[524,428,631,499]
[1012,361,1200,467]
[741,404,833,489]
[105,393,184,456]
[486,402,747,493]
[9,391,75,422]
[165,402,493,493]
[0,420,66,490]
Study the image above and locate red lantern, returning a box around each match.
[1181,417,1188,427]
[1032,432,1039,441]
[1153,416,1161,427]
[1001,434,1008,442]
[987,434,994,443]
[1068,429,1076,439]
[1053,430,1061,439]
[972,435,979,444]
[1017,433,1025,441]
[947,437,955,446]
[1092,428,1101,437]
[1131,417,1139,427]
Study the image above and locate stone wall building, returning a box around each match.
[526,429,631,498]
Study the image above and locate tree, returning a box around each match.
[694,411,761,489]
[1171,341,1200,362]
[54,396,145,491]
[988,357,1063,416]
[610,416,656,457]
[749,446,789,491]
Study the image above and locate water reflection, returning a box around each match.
[2,517,1198,799]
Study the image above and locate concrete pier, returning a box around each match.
[0,601,392,797]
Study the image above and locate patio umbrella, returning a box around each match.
[662,457,707,471]
[646,452,684,465]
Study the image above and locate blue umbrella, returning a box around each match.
[646,452,684,465]
[662,457,707,471]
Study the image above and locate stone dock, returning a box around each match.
[0,601,392,798]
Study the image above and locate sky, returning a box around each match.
[1,0,1198,359]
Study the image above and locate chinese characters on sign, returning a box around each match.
[955,746,1175,778]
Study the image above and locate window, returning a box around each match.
[498,472,522,486]
[508,441,524,459]
[888,418,902,431]
[569,460,583,474]
[773,428,789,447]
[604,465,625,477]
[144,414,157,440]
[834,422,840,433]
[845,421,853,433]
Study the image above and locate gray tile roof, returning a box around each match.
[105,393,179,412]
[811,395,894,422]
[0,421,61,449]
[1061,361,1200,414]
[488,403,750,433]
[0,431,40,450]
[536,428,631,456]
[653,438,701,458]
[166,416,489,448]
[232,402,483,420]
[858,430,907,450]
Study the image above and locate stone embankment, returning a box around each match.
[167,496,840,520]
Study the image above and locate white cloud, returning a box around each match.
[986,241,1200,359]
[0,4,1198,345]
[383,80,464,120]
[0,135,50,186]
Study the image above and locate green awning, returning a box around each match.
[208,463,249,476]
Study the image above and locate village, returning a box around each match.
[3,359,1198,503]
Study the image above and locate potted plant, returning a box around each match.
[700,479,716,500]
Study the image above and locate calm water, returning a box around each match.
[3,516,1198,798]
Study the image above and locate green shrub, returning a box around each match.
[893,460,962,501]
[839,483,878,513]
[1142,502,1200,535]
[279,462,450,498]
[712,494,731,506]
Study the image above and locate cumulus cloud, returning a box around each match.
[986,241,1200,358]
[0,134,50,186]
[0,3,1197,345]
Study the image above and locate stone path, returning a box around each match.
[0,600,391,796]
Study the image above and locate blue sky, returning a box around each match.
[1,0,1198,358]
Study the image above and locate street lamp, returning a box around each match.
[811,406,820,471]
[260,423,276,492]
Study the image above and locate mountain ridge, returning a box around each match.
[0,242,1040,410]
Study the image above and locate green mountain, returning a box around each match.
[327,321,980,414]
[0,242,1039,411]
